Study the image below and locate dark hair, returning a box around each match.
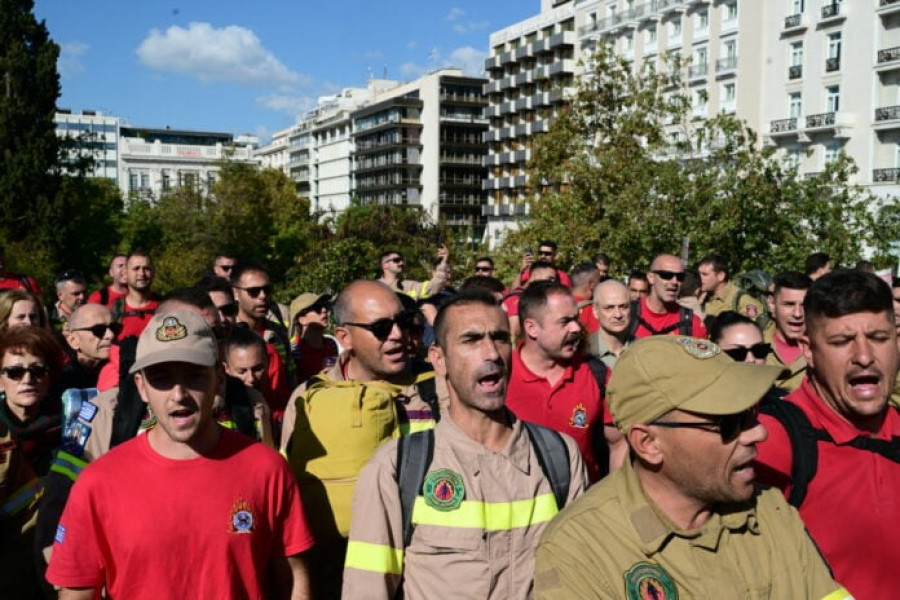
[222,326,268,363]
[475,256,494,268]
[593,253,611,267]
[195,276,235,302]
[708,310,760,344]
[773,271,812,296]
[126,249,152,263]
[528,260,557,278]
[628,270,649,284]
[571,262,598,287]
[379,250,402,264]
[805,270,894,331]
[804,252,831,276]
[159,287,215,313]
[460,276,505,296]
[230,260,268,285]
[854,260,875,273]
[698,253,729,279]
[538,240,558,252]
[0,326,64,384]
[678,269,701,298]
[433,289,502,348]
[214,252,236,262]
[519,280,571,323]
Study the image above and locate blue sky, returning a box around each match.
[34,1,535,142]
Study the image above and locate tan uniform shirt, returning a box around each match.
[703,281,765,320]
[343,415,588,600]
[764,326,807,391]
[534,460,850,600]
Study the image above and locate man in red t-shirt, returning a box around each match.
[631,254,707,339]
[502,261,558,342]
[506,281,626,481]
[763,271,811,391]
[755,270,900,600]
[513,240,572,289]
[46,309,313,599]
[87,254,128,308]
[115,251,159,338]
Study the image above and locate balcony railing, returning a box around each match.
[688,63,709,79]
[716,56,738,73]
[873,168,900,182]
[821,3,843,19]
[875,105,900,121]
[806,112,836,128]
[789,64,802,79]
[784,13,803,28]
[825,57,840,72]
[881,0,900,7]
[770,118,798,133]
[878,46,900,63]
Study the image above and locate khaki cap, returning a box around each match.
[130,310,218,374]
[607,336,783,431]
[289,292,330,322]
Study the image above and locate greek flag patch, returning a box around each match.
[78,401,98,422]
[55,524,66,544]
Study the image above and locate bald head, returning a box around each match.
[650,254,682,272]
[65,303,115,365]
[334,280,402,324]
[593,280,631,336]
[647,254,685,307]
[68,303,112,330]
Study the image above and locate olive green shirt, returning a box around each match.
[763,325,807,392]
[703,281,765,321]
[534,460,850,600]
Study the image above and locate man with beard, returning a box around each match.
[114,251,159,338]
[764,271,811,391]
[61,304,119,389]
[631,254,707,339]
[587,279,632,368]
[755,270,900,600]
[342,290,587,599]
[534,335,850,599]
[507,282,624,482]
[87,254,128,309]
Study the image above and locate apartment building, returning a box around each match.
[54,109,120,181]
[255,126,292,173]
[482,0,578,244]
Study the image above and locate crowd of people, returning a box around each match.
[0,240,897,599]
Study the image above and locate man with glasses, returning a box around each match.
[115,251,159,338]
[534,335,850,599]
[212,252,236,279]
[755,270,900,600]
[630,254,707,339]
[473,256,496,278]
[48,270,87,331]
[764,271,812,391]
[87,254,128,309]
[377,245,450,300]
[514,240,572,289]
[281,280,441,598]
[289,292,338,382]
[196,275,239,328]
[61,303,120,389]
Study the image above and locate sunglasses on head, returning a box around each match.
[723,343,772,362]
[1,364,50,381]
[234,285,273,298]
[217,302,238,318]
[70,322,124,339]
[652,269,686,282]
[651,406,759,443]
[341,311,417,340]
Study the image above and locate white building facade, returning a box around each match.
[54,109,120,182]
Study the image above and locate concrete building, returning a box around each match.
[54,109,120,182]
[255,126,292,174]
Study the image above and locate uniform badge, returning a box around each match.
[55,524,66,544]
[745,304,759,318]
[678,337,720,359]
[78,401,98,422]
[624,562,678,600]
[423,468,465,511]
[61,421,92,456]
[156,316,188,342]
[570,404,588,428]
[229,498,255,534]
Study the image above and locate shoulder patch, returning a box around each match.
[624,562,678,600]
[744,303,760,319]
[423,468,465,511]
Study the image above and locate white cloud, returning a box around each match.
[399,45,487,79]
[445,7,465,21]
[453,21,489,34]
[256,93,315,118]
[59,42,89,78]
[137,22,308,88]
[406,41,417,50]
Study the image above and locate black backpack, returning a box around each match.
[627,299,693,338]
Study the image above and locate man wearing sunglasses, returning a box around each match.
[61,304,119,389]
[377,245,451,301]
[755,270,900,600]
[535,335,850,599]
[631,254,707,339]
[512,240,573,290]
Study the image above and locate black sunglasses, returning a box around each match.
[300,303,329,316]
[723,343,772,362]
[219,264,234,272]
[217,302,239,318]
[386,257,404,264]
[538,251,555,257]
[234,285,273,298]
[70,322,124,339]
[341,311,416,340]
[475,266,493,273]
[651,407,759,443]
[1,364,50,381]
[652,269,686,282]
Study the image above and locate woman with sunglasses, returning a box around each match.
[0,326,64,476]
[709,311,772,365]
[0,289,49,334]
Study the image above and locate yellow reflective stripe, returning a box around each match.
[400,419,436,436]
[219,420,237,430]
[412,492,558,531]
[50,451,89,482]
[821,587,854,600]
[344,540,404,575]
[1,479,42,516]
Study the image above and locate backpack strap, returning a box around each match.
[628,299,693,337]
[110,336,143,448]
[414,375,441,424]
[678,306,693,336]
[111,297,125,324]
[99,286,109,307]
[396,429,434,548]
[583,356,610,478]
[759,395,819,507]
[627,299,641,339]
[522,421,570,510]
[224,376,259,440]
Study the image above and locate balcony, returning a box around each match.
[805,112,835,129]
[789,64,803,80]
[874,105,900,130]
[715,56,737,78]
[876,46,900,73]
[783,13,808,33]
[769,118,799,136]
[878,0,900,16]
[873,168,900,183]
[825,57,840,72]
[688,62,709,82]
[805,111,853,137]
[820,3,846,23]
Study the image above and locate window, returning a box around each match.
[671,18,682,38]
[723,39,737,60]
[162,170,171,191]
[694,46,708,68]
[824,143,840,165]
[623,32,634,53]
[723,82,736,103]
[140,173,149,189]
[826,85,840,113]
[790,41,804,66]
[789,92,802,118]
[647,25,657,46]
[696,9,709,32]
[828,32,841,59]
[128,172,138,192]
[791,0,804,14]
[724,1,738,22]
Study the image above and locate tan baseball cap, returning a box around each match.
[129,309,218,374]
[607,336,784,432]
[289,292,330,322]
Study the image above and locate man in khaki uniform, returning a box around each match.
[764,271,812,390]
[534,335,851,600]
[342,290,587,599]
[698,253,765,321]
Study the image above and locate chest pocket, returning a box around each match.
[409,526,483,555]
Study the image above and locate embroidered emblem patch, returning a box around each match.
[61,421,92,455]
[570,403,589,428]
[423,468,465,511]
[229,498,255,534]
[678,337,720,359]
[745,304,759,319]
[55,524,66,544]
[624,562,678,600]
[77,401,98,422]
[156,316,188,342]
